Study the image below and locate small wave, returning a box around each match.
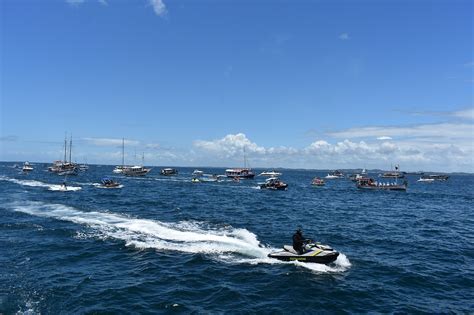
[0,175,81,192]
[8,200,349,273]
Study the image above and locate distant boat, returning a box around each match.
[417,177,434,183]
[22,162,33,172]
[192,170,204,177]
[122,165,151,177]
[381,164,404,178]
[325,170,344,179]
[161,168,178,176]
[113,138,126,174]
[259,177,288,190]
[99,177,122,188]
[259,170,282,177]
[49,135,78,175]
[311,177,325,186]
[357,177,407,191]
[226,147,255,179]
[423,174,449,181]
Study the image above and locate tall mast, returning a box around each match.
[64,133,67,163]
[69,135,72,163]
[243,146,247,168]
[122,138,125,167]
[142,152,144,166]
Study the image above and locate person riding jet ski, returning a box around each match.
[268,229,339,264]
[293,228,309,254]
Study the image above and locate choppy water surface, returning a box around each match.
[1,163,473,313]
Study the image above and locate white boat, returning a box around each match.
[258,170,282,177]
[226,147,255,179]
[113,138,126,174]
[22,162,33,172]
[325,170,344,179]
[160,168,178,176]
[122,165,151,177]
[192,170,204,176]
[417,177,434,183]
[49,135,78,175]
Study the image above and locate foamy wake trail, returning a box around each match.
[9,201,350,273]
[0,175,81,191]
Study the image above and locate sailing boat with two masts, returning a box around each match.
[225,147,255,179]
[49,134,78,175]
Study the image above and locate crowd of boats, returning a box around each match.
[12,137,450,191]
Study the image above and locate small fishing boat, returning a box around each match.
[259,177,288,190]
[161,168,178,176]
[357,177,407,191]
[22,162,33,172]
[100,177,122,188]
[311,177,325,186]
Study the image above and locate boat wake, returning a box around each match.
[7,200,350,273]
[0,175,82,191]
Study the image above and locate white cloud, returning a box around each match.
[328,122,473,140]
[451,108,474,120]
[82,137,139,146]
[339,33,349,40]
[377,136,393,140]
[98,0,108,5]
[149,0,166,16]
[192,132,473,172]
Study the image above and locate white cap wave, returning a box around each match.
[9,200,350,273]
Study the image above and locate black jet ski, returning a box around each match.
[268,241,339,264]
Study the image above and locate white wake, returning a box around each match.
[0,175,81,191]
[8,200,350,273]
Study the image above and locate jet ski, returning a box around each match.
[268,241,339,264]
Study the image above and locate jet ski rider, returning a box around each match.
[292,228,309,254]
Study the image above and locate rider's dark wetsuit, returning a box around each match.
[292,230,306,255]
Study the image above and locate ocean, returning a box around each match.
[0,163,473,313]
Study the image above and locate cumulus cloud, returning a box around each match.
[339,33,350,40]
[82,137,139,146]
[193,132,473,171]
[149,0,166,16]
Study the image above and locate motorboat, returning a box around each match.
[225,168,255,179]
[259,177,288,190]
[311,177,325,186]
[161,168,178,176]
[268,241,339,264]
[417,177,434,183]
[325,170,344,179]
[100,177,122,188]
[259,170,282,177]
[381,172,405,179]
[122,166,151,176]
[192,170,204,177]
[113,166,125,174]
[22,162,33,172]
[357,177,407,191]
[426,174,449,181]
[349,173,365,182]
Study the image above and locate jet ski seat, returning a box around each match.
[283,245,298,254]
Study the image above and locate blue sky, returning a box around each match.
[1,0,473,171]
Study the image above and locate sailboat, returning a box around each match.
[225,147,255,179]
[49,134,78,175]
[122,152,151,176]
[113,138,126,174]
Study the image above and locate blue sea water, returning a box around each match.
[0,163,473,314]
